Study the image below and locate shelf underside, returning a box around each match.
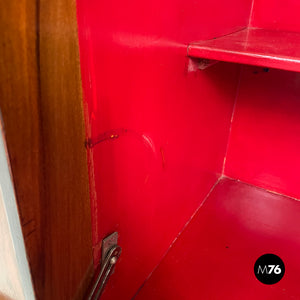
[136,177,300,299]
[188,28,300,72]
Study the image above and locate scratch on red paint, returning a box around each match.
[86,128,157,151]
[85,129,169,176]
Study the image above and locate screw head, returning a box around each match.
[110,256,118,265]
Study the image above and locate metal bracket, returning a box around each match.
[101,232,119,267]
[197,58,219,70]
[87,233,121,300]
[187,57,219,72]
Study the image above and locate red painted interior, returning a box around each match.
[135,178,300,300]
[251,0,300,32]
[224,2,300,199]
[224,67,300,199]
[76,0,300,298]
[188,28,300,73]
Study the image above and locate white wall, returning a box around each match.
[0,121,35,300]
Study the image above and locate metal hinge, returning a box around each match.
[87,232,121,300]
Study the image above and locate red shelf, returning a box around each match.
[136,178,300,299]
[188,28,300,72]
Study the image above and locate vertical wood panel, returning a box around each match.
[0,0,93,298]
[39,0,94,298]
[0,1,44,297]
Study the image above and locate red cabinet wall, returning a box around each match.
[76,0,300,299]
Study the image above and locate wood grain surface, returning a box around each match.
[0,1,44,297]
[0,0,93,298]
